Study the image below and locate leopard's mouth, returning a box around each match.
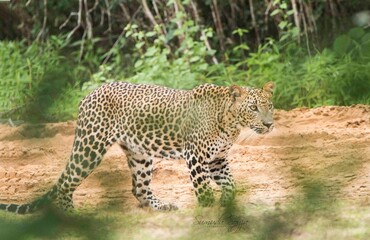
[252,125,273,134]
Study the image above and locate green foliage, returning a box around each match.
[271,0,300,44]
[0,208,115,240]
[0,40,87,122]
[1,13,370,122]
[0,41,60,120]
[126,20,213,89]
[85,19,215,91]
[223,27,370,109]
[44,84,86,121]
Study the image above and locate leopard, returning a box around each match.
[0,81,275,214]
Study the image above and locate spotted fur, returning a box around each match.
[0,81,274,213]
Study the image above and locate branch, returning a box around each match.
[190,0,218,64]
[152,0,167,34]
[100,6,105,26]
[79,31,87,61]
[299,0,311,55]
[119,3,131,22]
[228,0,237,30]
[88,0,99,13]
[142,0,159,26]
[84,0,93,39]
[303,0,317,33]
[249,0,260,45]
[104,0,112,33]
[264,0,273,33]
[59,12,78,30]
[36,0,47,41]
[291,0,301,43]
[173,0,184,44]
[327,0,338,29]
[102,6,143,65]
[210,0,225,52]
[67,0,83,40]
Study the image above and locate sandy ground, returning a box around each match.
[0,105,369,211]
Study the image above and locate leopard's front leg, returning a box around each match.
[123,149,178,211]
[208,157,236,206]
[184,147,215,206]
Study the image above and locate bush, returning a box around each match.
[0,41,59,120]
[1,25,369,122]
[0,39,87,122]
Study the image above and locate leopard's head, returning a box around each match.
[229,82,275,134]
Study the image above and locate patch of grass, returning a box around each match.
[44,84,87,122]
[0,40,87,122]
[0,207,117,240]
[1,27,369,122]
[0,199,369,240]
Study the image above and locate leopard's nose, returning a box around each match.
[263,122,273,128]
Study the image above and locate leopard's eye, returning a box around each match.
[249,105,258,111]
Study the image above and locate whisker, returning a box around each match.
[236,129,257,144]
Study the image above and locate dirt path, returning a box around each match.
[0,105,369,210]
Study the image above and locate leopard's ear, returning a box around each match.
[229,85,245,101]
[263,81,274,96]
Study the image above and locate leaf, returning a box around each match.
[348,27,365,40]
[124,24,131,31]
[189,56,201,63]
[280,2,287,9]
[232,28,248,36]
[146,31,157,37]
[287,9,295,15]
[234,44,250,51]
[144,47,157,57]
[279,33,288,42]
[278,21,288,29]
[134,60,143,68]
[361,32,370,44]
[135,42,145,49]
[198,63,208,71]
[205,28,214,37]
[207,49,216,56]
[270,9,281,16]
[361,42,370,58]
[333,34,352,55]
[125,31,132,38]
[290,27,300,37]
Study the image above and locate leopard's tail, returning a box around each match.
[0,185,58,214]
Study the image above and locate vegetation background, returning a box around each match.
[0,0,369,122]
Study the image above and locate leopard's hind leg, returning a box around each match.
[55,98,119,211]
[121,147,178,211]
[56,124,117,211]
